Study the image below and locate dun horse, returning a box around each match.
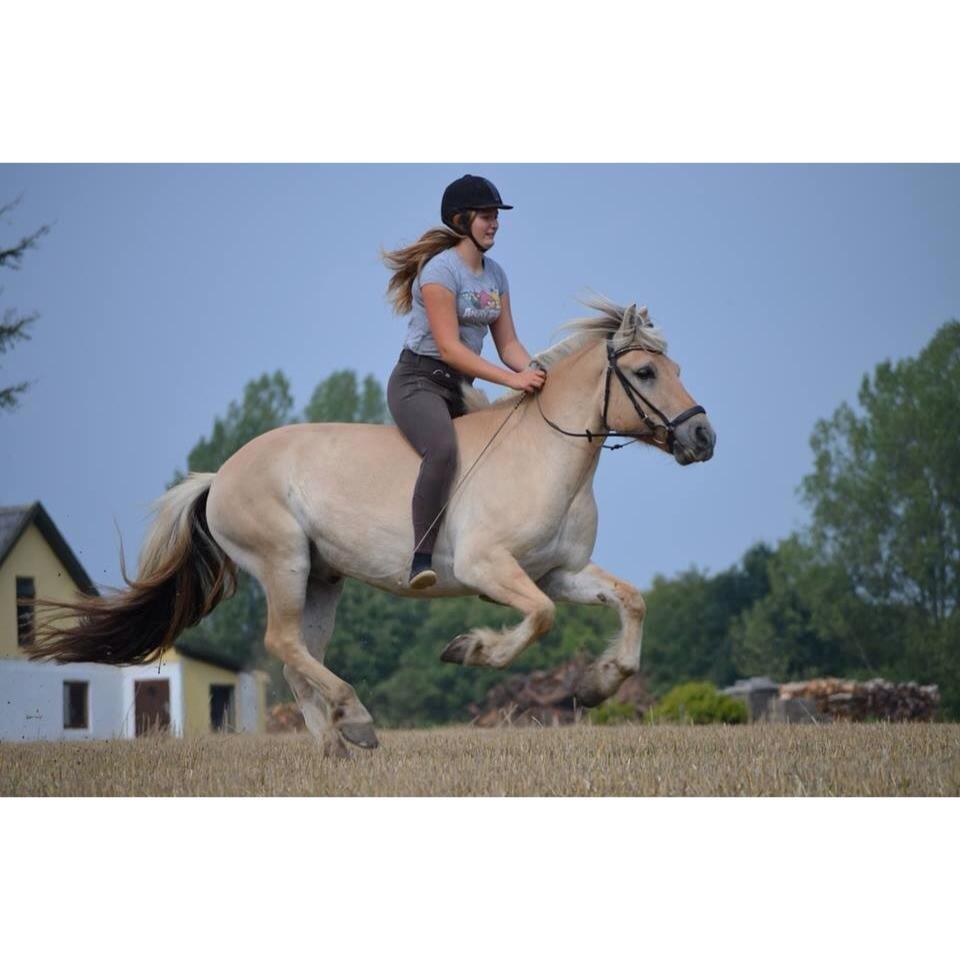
[30,299,715,756]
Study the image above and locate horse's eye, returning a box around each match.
[634,366,655,381]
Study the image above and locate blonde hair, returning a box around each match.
[382,213,476,314]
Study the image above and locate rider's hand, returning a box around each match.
[511,367,547,393]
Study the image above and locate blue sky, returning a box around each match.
[3,164,959,592]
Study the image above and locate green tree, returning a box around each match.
[800,321,960,715]
[304,370,387,424]
[1,197,51,411]
[179,371,295,477]
[641,543,773,695]
[730,535,889,681]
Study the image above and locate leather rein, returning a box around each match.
[534,339,705,453]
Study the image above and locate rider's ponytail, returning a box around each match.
[382,216,476,314]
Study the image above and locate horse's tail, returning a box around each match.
[27,473,237,665]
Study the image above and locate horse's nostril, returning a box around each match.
[693,424,715,452]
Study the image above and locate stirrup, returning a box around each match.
[408,552,437,590]
[409,568,438,590]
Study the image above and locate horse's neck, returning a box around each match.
[532,341,607,440]
[513,342,607,488]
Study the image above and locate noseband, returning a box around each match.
[535,339,706,452]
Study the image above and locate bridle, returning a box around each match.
[534,339,706,453]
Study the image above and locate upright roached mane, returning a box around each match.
[537,295,667,364]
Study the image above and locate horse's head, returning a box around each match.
[602,303,715,465]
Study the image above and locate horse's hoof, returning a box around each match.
[574,660,627,708]
[440,634,472,664]
[339,722,379,749]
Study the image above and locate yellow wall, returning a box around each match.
[180,655,240,737]
[1,523,86,660]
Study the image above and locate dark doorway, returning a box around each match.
[134,680,170,736]
[210,684,235,732]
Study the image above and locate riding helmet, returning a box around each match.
[441,175,513,232]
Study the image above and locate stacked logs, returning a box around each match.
[778,677,939,722]
[468,656,653,727]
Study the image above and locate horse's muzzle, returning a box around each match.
[674,416,715,464]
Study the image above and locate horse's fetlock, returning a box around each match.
[616,583,646,618]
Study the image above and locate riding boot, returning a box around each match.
[408,551,437,590]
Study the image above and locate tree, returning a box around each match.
[641,543,773,695]
[304,370,387,424]
[729,535,892,681]
[801,321,960,714]
[1,197,51,411]
[179,371,296,477]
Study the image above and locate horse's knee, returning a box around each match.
[265,628,298,661]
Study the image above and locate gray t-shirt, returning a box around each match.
[403,247,510,358]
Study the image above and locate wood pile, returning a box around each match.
[778,677,939,722]
[468,656,652,727]
[266,702,306,733]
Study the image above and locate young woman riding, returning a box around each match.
[383,174,546,589]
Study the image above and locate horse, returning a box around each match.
[30,298,716,756]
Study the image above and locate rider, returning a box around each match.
[383,174,547,589]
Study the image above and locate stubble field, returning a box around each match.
[2,723,959,796]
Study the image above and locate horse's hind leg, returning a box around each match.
[283,576,351,758]
[538,563,646,706]
[441,546,555,668]
[261,550,378,750]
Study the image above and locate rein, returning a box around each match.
[534,340,705,453]
[412,337,705,556]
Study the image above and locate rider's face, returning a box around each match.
[470,209,500,248]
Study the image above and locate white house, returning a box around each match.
[1,502,267,741]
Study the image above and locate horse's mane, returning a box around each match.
[462,295,668,412]
[534,294,668,367]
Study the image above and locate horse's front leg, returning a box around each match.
[539,563,647,706]
[440,545,555,669]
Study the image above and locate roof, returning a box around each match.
[174,635,247,673]
[0,502,98,596]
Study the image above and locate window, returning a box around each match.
[16,576,35,646]
[210,684,235,732]
[63,681,89,730]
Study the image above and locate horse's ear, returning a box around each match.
[620,303,638,333]
[638,305,651,326]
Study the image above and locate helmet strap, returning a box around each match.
[454,211,489,257]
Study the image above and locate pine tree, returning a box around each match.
[0,197,51,411]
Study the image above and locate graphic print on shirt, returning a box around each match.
[459,288,502,324]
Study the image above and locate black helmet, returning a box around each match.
[441,175,513,232]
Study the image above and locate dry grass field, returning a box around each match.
[2,723,959,796]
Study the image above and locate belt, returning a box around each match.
[398,349,471,384]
